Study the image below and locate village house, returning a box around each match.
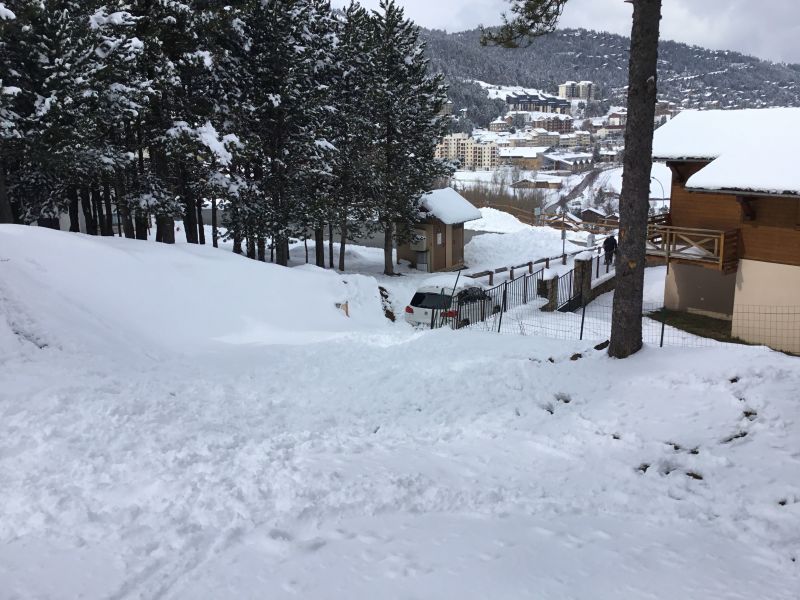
[651,107,800,354]
[498,146,551,170]
[488,116,512,132]
[511,174,563,190]
[543,151,594,173]
[397,188,481,272]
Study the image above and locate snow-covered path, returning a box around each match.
[1,227,799,599]
[3,332,799,599]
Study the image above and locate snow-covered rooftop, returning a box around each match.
[419,187,481,224]
[499,147,551,158]
[652,108,800,196]
[545,152,594,165]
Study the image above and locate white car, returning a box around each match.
[404,275,501,329]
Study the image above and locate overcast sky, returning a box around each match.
[331,0,800,64]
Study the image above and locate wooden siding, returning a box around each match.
[452,224,464,265]
[432,221,447,272]
[668,161,800,267]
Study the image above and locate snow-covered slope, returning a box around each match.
[1,227,799,599]
[0,225,386,356]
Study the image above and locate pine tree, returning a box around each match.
[0,1,22,223]
[231,0,336,266]
[370,0,451,275]
[324,2,377,271]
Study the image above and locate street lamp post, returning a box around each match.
[650,176,667,213]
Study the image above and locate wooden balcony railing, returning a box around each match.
[646,223,740,273]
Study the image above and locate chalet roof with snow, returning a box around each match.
[652,108,800,197]
[545,152,594,166]
[582,207,606,217]
[418,188,481,225]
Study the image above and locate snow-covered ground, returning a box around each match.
[2,226,799,599]
[465,207,535,234]
[465,227,583,272]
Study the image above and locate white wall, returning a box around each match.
[732,259,800,354]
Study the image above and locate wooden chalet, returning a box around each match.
[651,108,800,354]
[397,188,481,273]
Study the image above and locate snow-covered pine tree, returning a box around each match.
[231,0,336,266]
[369,0,452,275]
[0,1,23,223]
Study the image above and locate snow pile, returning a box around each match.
[465,207,532,234]
[653,108,800,196]
[419,187,481,224]
[465,226,582,270]
[0,225,387,354]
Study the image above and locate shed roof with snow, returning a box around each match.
[652,108,800,197]
[419,187,481,225]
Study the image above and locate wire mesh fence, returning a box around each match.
[486,301,720,348]
[430,267,550,331]
[426,264,800,354]
[730,305,800,355]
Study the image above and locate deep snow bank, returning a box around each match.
[0,225,386,354]
[465,226,583,270]
[464,207,532,234]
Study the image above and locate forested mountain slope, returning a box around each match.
[423,27,800,125]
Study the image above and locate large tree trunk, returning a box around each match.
[609,0,662,359]
[80,188,98,235]
[182,167,199,244]
[135,213,148,240]
[327,223,334,269]
[246,235,256,259]
[115,170,135,238]
[196,197,205,245]
[211,198,218,248]
[314,227,325,267]
[275,234,289,266]
[383,222,394,276]
[101,178,114,236]
[257,237,266,262]
[92,183,105,236]
[67,187,80,232]
[338,220,348,272]
[0,157,14,224]
[155,215,175,243]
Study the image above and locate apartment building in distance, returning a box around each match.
[506,92,570,114]
[435,133,499,171]
[558,80,596,101]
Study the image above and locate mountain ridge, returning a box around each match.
[421,27,800,126]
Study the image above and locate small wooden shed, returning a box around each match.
[397,187,481,272]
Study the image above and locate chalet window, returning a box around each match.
[436,232,443,246]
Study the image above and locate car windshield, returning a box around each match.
[410,292,452,310]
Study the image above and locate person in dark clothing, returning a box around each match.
[603,235,618,266]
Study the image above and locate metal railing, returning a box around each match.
[431,267,547,330]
